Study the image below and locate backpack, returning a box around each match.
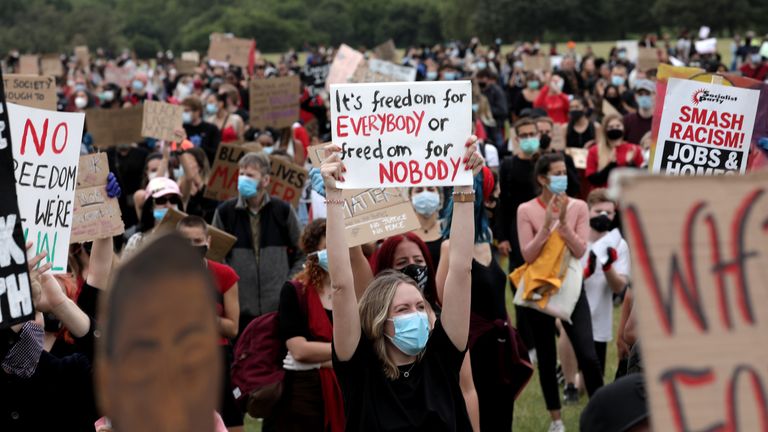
[230,281,304,418]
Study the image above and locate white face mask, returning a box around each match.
[75,96,88,109]
[148,171,160,180]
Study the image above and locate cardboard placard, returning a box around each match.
[87,105,144,148]
[141,100,183,142]
[620,173,768,432]
[550,123,566,151]
[74,46,90,68]
[602,98,622,118]
[350,59,417,83]
[204,142,262,201]
[637,47,660,72]
[651,78,759,175]
[249,76,300,129]
[156,208,236,262]
[176,60,198,75]
[9,103,84,273]
[267,155,307,208]
[103,63,136,88]
[307,142,329,168]
[181,51,200,63]
[522,54,551,72]
[565,147,588,169]
[207,34,254,68]
[0,68,34,329]
[330,81,472,188]
[2,74,57,111]
[326,44,364,90]
[71,153,124,243]
[19,55,39,75]
[301,63,330,97]
[40,54,63,77]
[374,39,398,63]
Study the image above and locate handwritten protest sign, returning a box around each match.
[0,69,34,328]
[87,105,144,148]
[616,40,639,63]
[522,55,551,72]
[2,74,56,111]
[104,63,136,88]
[157,208,236,263]
[620,173,768,432]
[350,59,417,83]
[176,60,197,75]
[249,76,300,129]
[40,54,63,77]
[651,78,759,175]
[637,47,660,72]
[326,44,364,90]
[142,100,183,142]
[374,39,398,63]
[71,153,124,243]
[330,81,472,188]
[9,103,84,273]
[301,63,330,97]
[19,55,39,75]
[207,34,254,68]
[205,142,262,201]
[694,38,717,55]
[267,155,307,208]
[75,46,90,68]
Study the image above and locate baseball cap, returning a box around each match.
[146,177,181,199]
[633,79,656,94]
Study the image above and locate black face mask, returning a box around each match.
[400,264,428,292]
[590,214,613,232]
[195,245,209,259]
[569,110,585,121]
[606,129,624,141]
[478,81,488,89]
[539,134,552,150]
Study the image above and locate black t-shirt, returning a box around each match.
[184,121,221,165]
[497,156,537,267]
[332,320,471,432]
[107,146,149,228]
[278,281,332,342]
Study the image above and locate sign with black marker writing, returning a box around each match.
[0,68,34,328]
[330,81,472,188]
[9,103,84,273]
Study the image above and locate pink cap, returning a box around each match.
[145,177,181,198]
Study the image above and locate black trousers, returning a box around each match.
[524,289,604,410]
[594,341,607,377]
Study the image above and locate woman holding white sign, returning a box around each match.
[323,137,482,431]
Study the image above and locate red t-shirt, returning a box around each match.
[534,86,570,124]
[585,142,644,189]
[206,259,239,344]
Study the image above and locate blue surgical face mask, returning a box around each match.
[411,191,441,216]
[173,166,184,179]
[132,79,144,92]
[476,61,487,70]
[426,71,438,81]
[527,80,540,90]
[611,75,625,87]
[205,103,218,115]
[182,111,192,125]
[315,249,329,272]
[387,311,430,356]
[443,71,458,81]
[636,95,653,110]
[472,103,479,112]
[262,146,274,155]
[548,175,568,194]
[238,175,259,199]
[153,207,168,221]
[519,137,540,155]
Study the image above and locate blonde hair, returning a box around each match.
[597,114,624,171]
[358,270,426,380]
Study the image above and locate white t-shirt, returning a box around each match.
[483,143,499,169]
[580,230,630,343]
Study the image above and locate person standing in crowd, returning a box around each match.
[276,218,345,432]
[516,152,604,432]
[178,147,219,223]
[212,152,304,331]
[437,167,532,432]
[585,114,644,190]
[510,72,541,120]
[124,72,158,105]
[182,97,221,164]
[177,216,243,432]
[125,177,185,253]
[476,69,509,152]
[534,75,569,124]
[206,92,245,144]
[408,186,445,267]
[535,116,581,198]
[555,55,583,96]
[107,144,149,231]
[324,138,482,431]
[622,80,656,145]
[740,51,768,81]
[565,97,597,149]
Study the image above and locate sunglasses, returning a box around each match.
[154,196,176,205]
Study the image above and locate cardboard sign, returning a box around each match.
[0,69,34,329]
[141,100,183,142]
[694,38,717,55]
[249,76,300,129]
[71,153,124,243]
[301,63,330,97]
[330,81,473,188]
[307,142,328,168]
[374,39,398,63]
[522,54,551,72]
[326,44,364,90]
[176,60,198,75]
[87,105,144,148]
[2,74,57,111]
[103,63,136,88]
[637,47,660,72]
[156,208,236,262]
[204,142,261,201]
[550,123,566,151]
[565,147,588,169]
[40,54,63,77]
[181,51,200,63]
[616,40,639,63]
[74,46,90,68]
[207,34,254,68]
[350,60,417,83]
[602,98,622,118]
[267,155,307,208]
[9,103,84,273]
[19,55,39,75]
[620,173,768,432]
[651,78,759,175]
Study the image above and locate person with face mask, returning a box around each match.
[476,69,509,154]
[182,97,222,165]
[565,97,597,149]
[586,114,644,190]
[125,177,185,254]
[516,152,604,432]
[622,80,656,145]
[436,168,533,432]
[407,186,445,265]
[739,52,768,81]
[511,71,541,119]
[98,84,122,109]
[536,116,581,198]
[534,74,570,124]
[124,72,158,105]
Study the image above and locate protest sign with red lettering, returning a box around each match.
[9,103,84,273]
[205,142,262,201]
[267,156,307,208]
[0,69,34,328]
[621,172,768,432]
[2,74,57,111]
[330,81,472,188]
[326,44,364,90]
[651,78,759,175]
[249,76,300,129]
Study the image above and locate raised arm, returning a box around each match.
[322,145,360,361]
[441,137,482,351]
[86,237,114,290]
